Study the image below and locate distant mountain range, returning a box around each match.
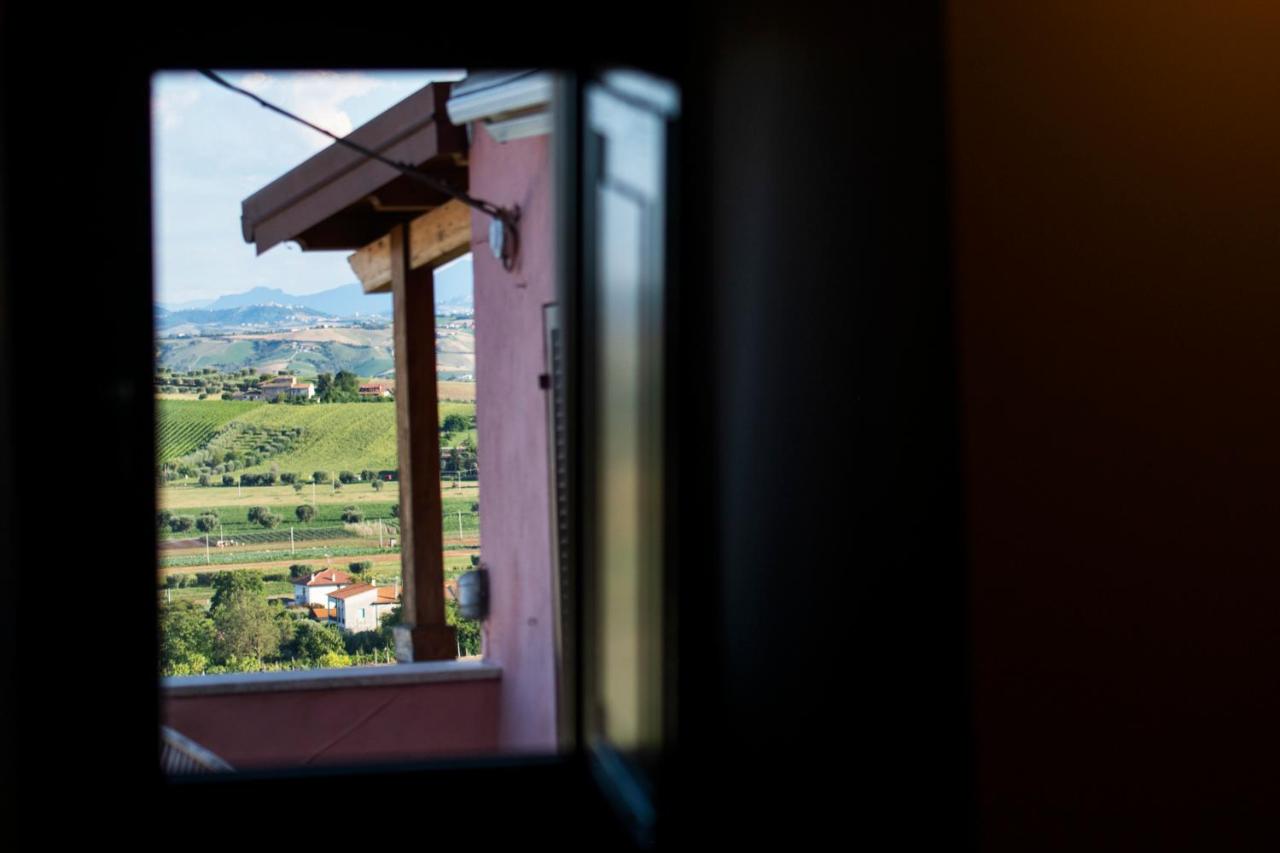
[158,270,473,318]
[155,304,339,331]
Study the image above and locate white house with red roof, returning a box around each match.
[327,581,400,633]
[292,569,353,607]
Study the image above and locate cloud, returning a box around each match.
[238,71,273,93]
[152,85,202,130]
[277,71,383,150]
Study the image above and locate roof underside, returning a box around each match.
[240,82,468,255]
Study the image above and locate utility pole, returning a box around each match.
[290,526,295,555]
[238,473,242,498]
[205,533,210,564]
[312,479,316,506]
[457,509,464,543]
[378,518,384,549]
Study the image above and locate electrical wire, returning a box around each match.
[200,69,520,271]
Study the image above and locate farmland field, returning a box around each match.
[156,399,261,461]
[155,398,476,476]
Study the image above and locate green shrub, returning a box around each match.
[341,505,363,524]
[295,504,316,522]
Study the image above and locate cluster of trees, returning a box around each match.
[160,572,380,675]
[160,564,484,676]
[316,370,360,403]
[246,505,282,528]
[441,412,475,434]
[163,426,303,485]
[155,366,270,397]
[442,436,478,479]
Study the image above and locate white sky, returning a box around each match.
[151,69,472,307]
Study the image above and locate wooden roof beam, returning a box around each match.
[348,199,472,294]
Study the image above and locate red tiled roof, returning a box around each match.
[328,583,376,600]
[300,570,351,587]
[375,586,399,603]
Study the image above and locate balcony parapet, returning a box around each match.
[163,660,499,697]
[162,661,502,768]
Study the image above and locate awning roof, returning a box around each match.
[240,82,468,255]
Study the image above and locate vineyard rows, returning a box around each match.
[156,400,259,461]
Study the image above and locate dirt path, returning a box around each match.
[160,547,479,576]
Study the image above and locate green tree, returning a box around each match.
[169,515,195,533]
[371,479,383,492]
[441,413,468,434]
[247,506,267,524]
[210,571,265,611]
[289,620,345,661]
[446,597,482,657]
[390,503,399,518]
[197,473,211,487]
[313,471,330,484]
[160,601,216,674]
[195,512,219,533]
[315,373,333,398]
[212,590,281,661]
[341,505,363,523]
[334,370,359,395]
[258,510,281,529]
[295,504,316,522]
[338,470,357,484]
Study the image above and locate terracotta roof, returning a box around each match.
[261,376,297,386]
[299,569,351,587]
[328,583,376,600]
[308,605,332,621]
[375,586,399,604]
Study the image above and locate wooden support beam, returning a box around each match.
[389,223,456,662]
[349,199,472,294]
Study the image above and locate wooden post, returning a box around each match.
[390,222,456,661]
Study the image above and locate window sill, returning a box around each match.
[162,660,501,698]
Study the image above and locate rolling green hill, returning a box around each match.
[156,400,263,462]
[157,399,476,476]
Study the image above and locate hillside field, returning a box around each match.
[157,398,476,476]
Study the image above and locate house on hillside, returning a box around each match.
[293,569,353,606]
[327,581,400,633]
[259,375,314,401]
[358,381,393,398]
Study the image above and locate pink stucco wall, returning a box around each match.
[469,125,559,753]
[164,678,500,769]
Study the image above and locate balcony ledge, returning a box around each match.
[163,660,501,698]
